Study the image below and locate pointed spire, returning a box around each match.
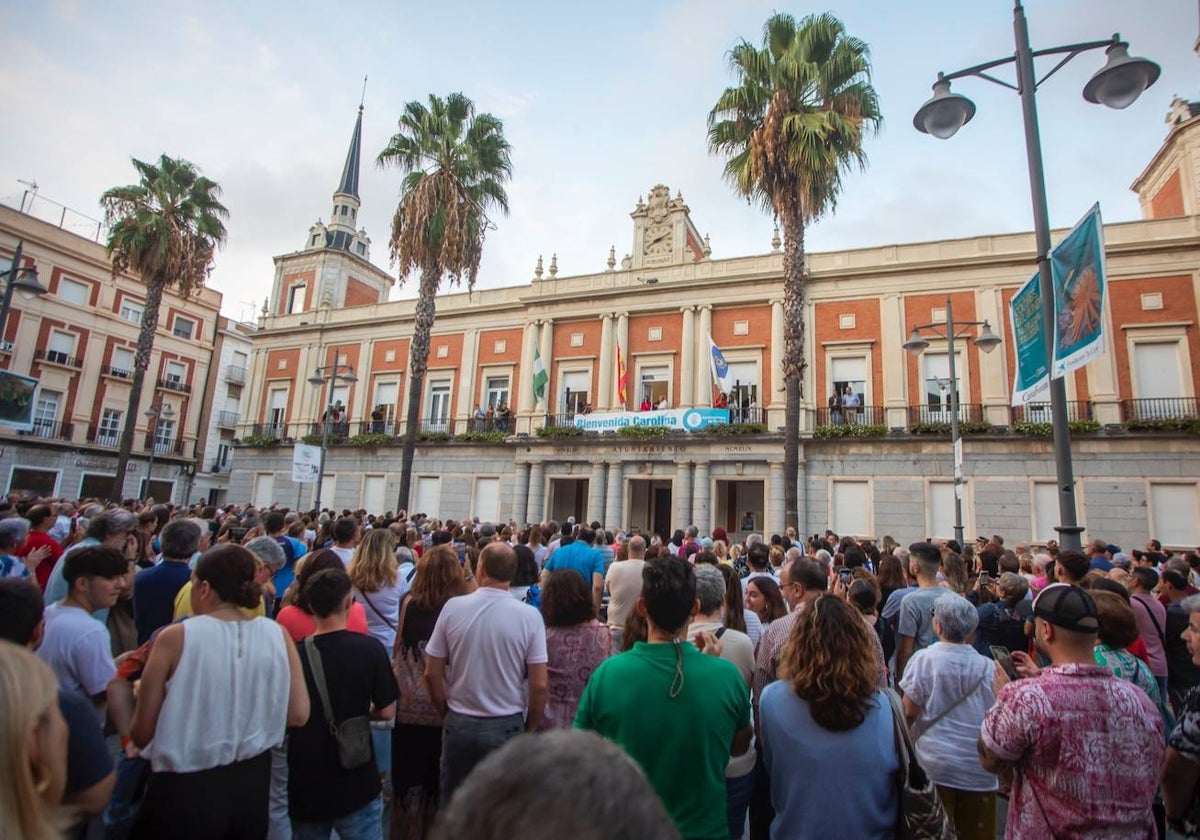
[534,255,544,279]
[549,254,558,277]
[606,245,616,271]
[771,226,781,251]
[335,105,364,200]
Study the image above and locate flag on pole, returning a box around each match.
[531,346,548,403]
[708,331,730,392]
[616,343,629,406]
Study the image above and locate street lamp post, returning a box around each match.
[0,241,48,342]
[913,1,1159,552]
[306,362,358,512]
[142,400,175,501]
[904,297,1002,547]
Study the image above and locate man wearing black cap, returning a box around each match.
[978,584,1163,837]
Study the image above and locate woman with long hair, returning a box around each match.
[759,595,898,839]
[130,545,309,839]
[525,525,548,569]
[875,554,907,606]
[718,563,749,636]
[349,529,402,653]
[0,641,68,840]
[940,551,971,596]
[745,576,788,626]
[277,550,370,642]
[538,570,611,730]
[391,545,467,839]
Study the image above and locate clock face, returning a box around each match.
[645,222,672,255]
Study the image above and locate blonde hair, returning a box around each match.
[348,529,398,593]
[712,540,729,560]
[0,640,66,840]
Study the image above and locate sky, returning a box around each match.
[0,0,1193,321]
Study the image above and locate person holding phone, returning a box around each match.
[974,573,1032,658]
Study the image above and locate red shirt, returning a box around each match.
[276,602,370,642]
[19,530,63,592]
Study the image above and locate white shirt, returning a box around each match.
[38,602,115,705]
[331,546,355,567]
[425,587,547,717]
[354,580,405,653]
[141,616,290,773]
[689,618,757,778]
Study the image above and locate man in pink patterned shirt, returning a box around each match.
[979,584,1163,839]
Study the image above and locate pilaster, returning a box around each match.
[680,306,696,408]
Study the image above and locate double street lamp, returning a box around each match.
[143,400,175,501]
[904,298,1002,547]
[913,0,1160,552]
[306,362,357,511]
[0,240,48,342]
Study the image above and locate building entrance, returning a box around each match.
[628,479,672,542]
[715,480,765,537]
[549,478,589,524]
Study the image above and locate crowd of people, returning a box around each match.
[3,495,1200,839]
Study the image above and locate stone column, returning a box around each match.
[516,321,539,432]
[588,461,608,524]
[674,461,693,529]
[528,462,546,525]
[769,299,784,406]
[880,294,907,428]
[539,319,555,415]
[680,306,696,408]
[606,462,624,528]
[769,461,785,536]
[512,462,530,525]
[691,460,710,530]
[598,313,614,411]
[615,313,630,410]
[1088,295,1122,424]
[802,300,816,431]
[695,305,713,407]
[976,289,1009,426]
[455,328,479,423]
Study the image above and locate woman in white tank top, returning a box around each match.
[129,544,309,839]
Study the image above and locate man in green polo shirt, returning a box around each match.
[575,555,752,840]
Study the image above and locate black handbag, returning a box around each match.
[304,636,373,770]
[884,689,956,840]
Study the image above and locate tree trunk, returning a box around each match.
[780,209,808,532]
[396,268,441,513]
[111,278,165,501]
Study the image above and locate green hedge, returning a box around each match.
[454,431,509,444]
[1125,417,1200,434]
[1013,419,1101,436]
[702,423,768,436]
[347,433,395,447]
[535,426,587,438]
[909,421,994,436]
[238,434,280,447]
[813,424,888,439]
[616,426,671,439]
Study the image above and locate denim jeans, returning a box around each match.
[726,769,755,840]
[268,742,291,840]
[104,751,149,840]
[439,710,524,803]
[290,795,382,840]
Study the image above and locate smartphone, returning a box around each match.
[838,568,852,584]
[990,646,1020,681]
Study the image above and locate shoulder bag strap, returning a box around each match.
[359,588,397,632]
[884,688,914,778]
[304,636,338,729]
[1132,595,1166,643]
[913,667,989,742]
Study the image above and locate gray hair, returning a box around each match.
[785,547,802,562]
[1032,553,1052,572]
[245,536,287,570]
[159,518,203,559]
[694,565,726,615]
[814,549,832,565]
[745,533,763,548]
[0,517,30,549]
[997,572,1030,604]
[894,546,910,566]
[1182,594,1200,615]
[933,593,978,643]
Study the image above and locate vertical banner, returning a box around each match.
[708,331,730,392]
[1051,203,1106,378]
[0,371,38,431]
[1008,271,1051,406]
[291,444,321,484]
[616,343,628,407]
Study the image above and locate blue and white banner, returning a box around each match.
[1008,271,1051,406]
[708,332,730,391]
[291,444,321,484]
[572,408,730,433]
[1051,203,1107,379]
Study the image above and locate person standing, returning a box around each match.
[288,568,398,839]
[1163,571,1200,710]
[537,570,610,731]
[424,543,548,801]
[542,526,604,616]
[330,518,360,567]
[1128,566,1170,700]
[605,534,646,649]
[17,505,62,591]
[132,519,202,644]
[576,556,751,840]
[894,542,946,686]
[980,584,1163,838]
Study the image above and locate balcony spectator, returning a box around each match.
[473,404,487,432]
[371,405,386,434]
[496,402,511,432]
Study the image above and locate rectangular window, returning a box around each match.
[58,278,88,306]
[216,443,232,469]
[47,331,74,365]
[361,475,386,514]
[329,384,350,417]
[165,361,186,386]
[98,409,122,447]
[639,365,670,408]
[928,481,959,540]
[33,390,61,436]
[830,356,867,406]
[562,370,589,414]
[268,388,288,431]
[252,473,276,508]
[923,352,962,419]
[355,242,366,257]
[79,473,114,498]
[1033,482,1059,544]
[373,382,399,424]
[415,476,441,517]
[485,376,510,410]
[172,317,195,339]
[1150,483,1200,547]
[831,480,871,538]
[473,477,501,521]
[726,360,759,416]
[110,347,134,377]
[119,300,144,324]
[1133,341,1186,418]
[286,285,305,314]
[9,467,58,497]
[154,418,176,453]
[427,381,451,430]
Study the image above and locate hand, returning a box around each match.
[1011,650,1040,679]
[21,544,52,573]
[992,659,1011,696]
[693,630,724,658]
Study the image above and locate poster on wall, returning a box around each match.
[0,371,38,431]
[1051,203,1107,378]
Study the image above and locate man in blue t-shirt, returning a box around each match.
[265,511,302,599]
[132,519,202,643]
[542,526,605,615]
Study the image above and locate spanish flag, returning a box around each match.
[616,343,629,407]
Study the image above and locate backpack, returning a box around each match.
[523,584,541,609]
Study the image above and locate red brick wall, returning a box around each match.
[904,293,982,404]
[1108,275,1199,400]
[814,299,883,405]
[1149,170,1185,219]
[345,277,379,308]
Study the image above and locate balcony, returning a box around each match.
[727,406,765,426]
[1011,401,1094,424]
[210,460,231,474]
[225,365,246,386]
[86,425,121,447]
[157,377,191,394]
[908,403,985,428]
[216,410,239,429]
[1121,398,1200,423]
[418,417,455,436]
[20,421,73,442]
[101,364,133,380]
[815,405,885,428]
[34,349,82,369]
[143,433,185,456]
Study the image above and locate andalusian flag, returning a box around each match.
[616,343,629,406]
[532,347,548,403]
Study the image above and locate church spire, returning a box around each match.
[335,104,363,200]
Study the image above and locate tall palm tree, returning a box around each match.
[101,155,228,501]
[378,93,512,512]
[708,12,881,531]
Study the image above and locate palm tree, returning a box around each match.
[708,12,881,531]
[378,93,512,512]
[101,155,228,501]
